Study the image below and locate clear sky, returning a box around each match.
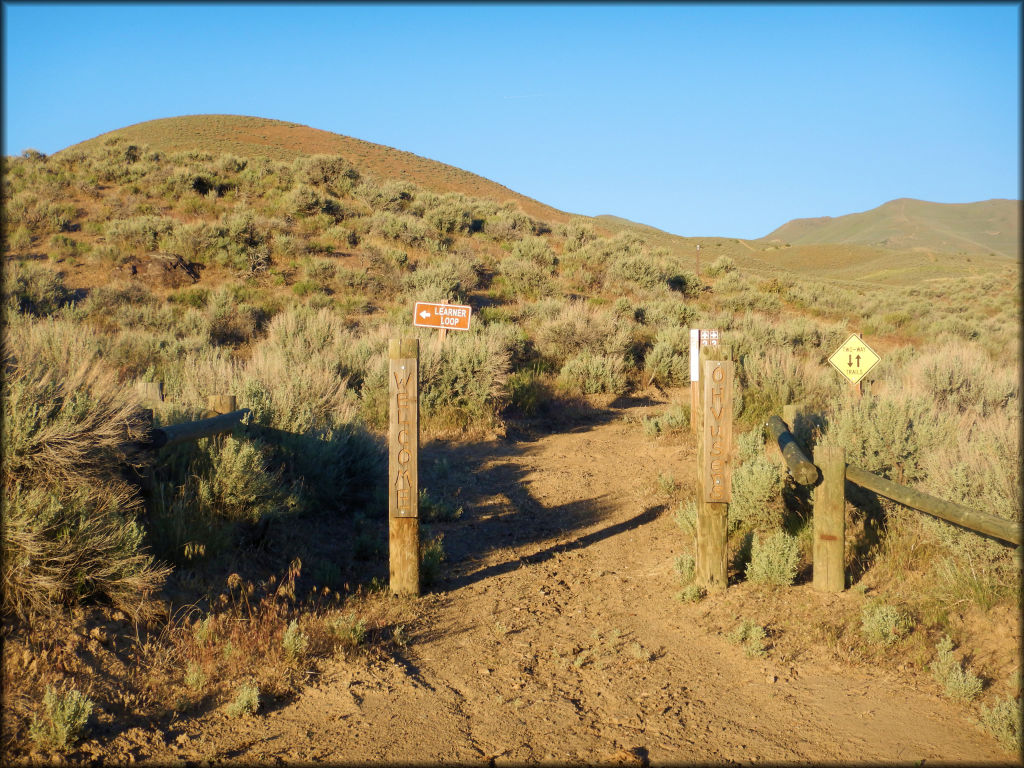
[2,2,1019,239]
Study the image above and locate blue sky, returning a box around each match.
[3,2,1019,238]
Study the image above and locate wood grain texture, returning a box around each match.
[696,345,731,591]
[813,445,846,592]
[389,338,420,596]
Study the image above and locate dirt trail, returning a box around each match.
[122,397,1009,765]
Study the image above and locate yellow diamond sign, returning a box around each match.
[828,334,880,385]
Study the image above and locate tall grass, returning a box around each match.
[2,345,167,620]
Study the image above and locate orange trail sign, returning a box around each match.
[413,301,472,331]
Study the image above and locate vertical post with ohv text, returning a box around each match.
[696,345,732,591]
[389,338,420,596]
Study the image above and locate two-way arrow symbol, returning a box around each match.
[847,354,862,368]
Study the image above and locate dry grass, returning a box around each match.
[2,121,1020,758]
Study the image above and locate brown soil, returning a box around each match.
[59,394,1012,765]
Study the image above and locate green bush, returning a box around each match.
[511,235,556,267]
[745,531,800,586]
[4,262,74,316]
[506,364,551,416]
[534,302,633,366]
[282,619,310,660]
[226,682,261,717]
[824,393,951,484]
[297,154,360,196]
[358,179,416,213]
[860,601,914,646]
[425,198,473,236]
[641,404,690,437]
[421,534,445,588]
[930,636,983,702]
[195,435,297,523]
[980,697,1022,753]
[105,214,174,253]
[497,256,552,299]
[29,687,93,751]
[417,324,514,428]
[644,327,690,387]
[705,255,736,276]
[673,501,697,538]
[729,430,785,532]
[677,583,706,603]
[674,554,696,584]
[2,356,167,620]
[404,257,479,303]
[726,620,768,657]
[561,217,596,252]
[329,613,368,651]
[483,207,533,240]
[557,352,628,396]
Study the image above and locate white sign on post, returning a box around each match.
[690,328,720,381]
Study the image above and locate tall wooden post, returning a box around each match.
[136,380,163,406]
[389,338,420,596]
[782,403,798,432]
[696,345,732,591]
[435,298,449,354]
[206,395,237,417]
[690,382,699,433]
[812,444,846,592]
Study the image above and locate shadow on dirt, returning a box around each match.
[414,395,671,592]
[442,504,665,591]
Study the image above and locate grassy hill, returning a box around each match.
[760,197,1020,259]
[66,114,571,226]
[63,115,1017,286]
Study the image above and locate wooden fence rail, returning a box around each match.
[146,408,251,450]
[768,411,1021,591]
[769,413,1020,547]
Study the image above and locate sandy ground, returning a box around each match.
[83,395,1013,765]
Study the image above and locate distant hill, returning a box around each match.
[760,198,1020,258]
[61,116,1017,284]
[64,114,571,225]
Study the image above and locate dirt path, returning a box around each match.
[115,397,1009,765]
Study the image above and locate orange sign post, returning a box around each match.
[413,301,472,332]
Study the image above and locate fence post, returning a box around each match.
[136,380,164,406]
[389,338,420,597]
[206,395,237,415]
[696,345,732,591]
[813,444,846,592]
[782,403,799,431]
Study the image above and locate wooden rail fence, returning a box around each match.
[767,409,1021,592]
[135,382,249,451]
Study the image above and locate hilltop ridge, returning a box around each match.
[60,115,1019,281]
[64,114,571,226]
[761,197,1019,258]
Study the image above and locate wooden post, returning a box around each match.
[689,329,699,433]
[138,408,155,493]
[696,345,732,591]
[812,445,846,592]
[435,299,449,354]
[206,395,237,415]
[136,380,163,405]
[782,403,798,432]
[389,338,420,597]
[690,382,699,433]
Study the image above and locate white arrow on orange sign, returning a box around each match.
[413,301,472,331]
